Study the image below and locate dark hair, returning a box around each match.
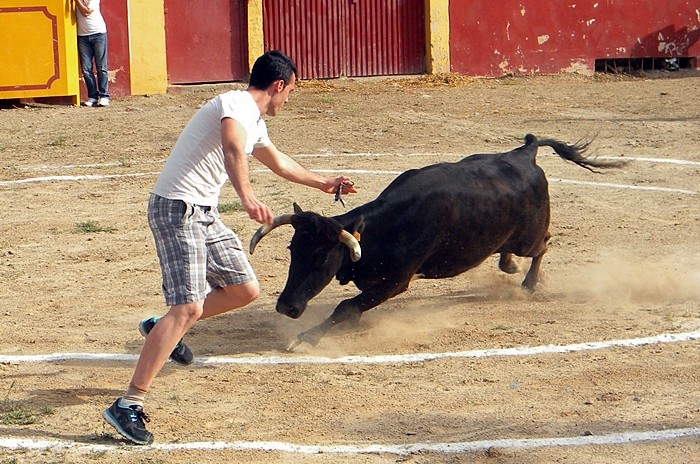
[249,50,298,89]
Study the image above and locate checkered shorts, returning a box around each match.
[148,194,256,306]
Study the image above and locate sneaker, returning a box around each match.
[97,97,110,107]
[82,98,97,107]
[102,398,154,445]
[139,316,194,365]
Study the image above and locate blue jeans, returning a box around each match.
[77,33,109,99]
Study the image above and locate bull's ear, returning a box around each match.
[293,203,303,214]
[353,215,365,235]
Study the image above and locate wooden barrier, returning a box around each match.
[0,1,79,104]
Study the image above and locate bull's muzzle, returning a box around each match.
[276,300,305,319]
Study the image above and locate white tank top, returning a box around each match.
[77,0,107,36]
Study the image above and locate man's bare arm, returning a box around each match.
[221,118,273,224]
[253,144,357,195]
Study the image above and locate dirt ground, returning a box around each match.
[1,70,699,463]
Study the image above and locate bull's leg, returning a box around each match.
[521,253,544,291]
[498,253,519,274]
[289,282,409,351]
[521,233,550,290]
[289,299,362,350]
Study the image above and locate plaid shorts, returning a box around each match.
[148,194,256,306]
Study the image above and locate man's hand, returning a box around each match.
[321,176,357,195]
[242,196,274,225]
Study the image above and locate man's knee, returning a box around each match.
[169,302,204,325]
[238,280,261,304]
[224,280,260,307]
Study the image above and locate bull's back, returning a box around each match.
[351,149,549,279]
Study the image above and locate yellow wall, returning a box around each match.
[0,0,79,103]
[425,0,450,73]
[247,0,265,72]
[128,0,167,95]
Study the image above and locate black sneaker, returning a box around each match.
[139,316,194,365]
[102,398,154,445]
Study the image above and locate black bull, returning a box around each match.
[250,134,625,350]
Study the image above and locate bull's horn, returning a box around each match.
[249,214,294,254]
[339,230,362,262]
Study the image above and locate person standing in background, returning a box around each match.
[74,0,110,107]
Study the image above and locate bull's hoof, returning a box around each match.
[286,330,325,352]
[286,338,303,352]
[500,263,519,274]
[520,280,537,292]
[498,254,519,274]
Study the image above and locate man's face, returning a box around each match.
[267,73,296,117]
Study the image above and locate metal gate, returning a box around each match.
[263,0,425,79]
[164,0,247,84]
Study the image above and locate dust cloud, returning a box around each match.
[552,251,700,305]
[273,252,700,355]
[300,261,534,355]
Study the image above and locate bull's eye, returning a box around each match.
[311,251,328,267]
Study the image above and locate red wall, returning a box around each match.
[263,0,425,79]
[164,0,248,84]
[450,0,700,77]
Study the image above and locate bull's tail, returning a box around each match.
[525,133,628,172]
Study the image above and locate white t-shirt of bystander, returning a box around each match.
[152,90,272,207]
[76,0,107,36]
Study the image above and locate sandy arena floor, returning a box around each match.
[1,71,699,463]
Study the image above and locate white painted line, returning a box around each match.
[2,152,696,195]
[1,427,698,455]
[598,156,700,166]
[294,153,700,167]
[13,154,700,169]
[548,177,696,195]
[2,330,698,365]
[301,168,403,175]
[281,170,697,195]
[17,160,165,171]
[0,172,159,186]
[0,353,138,363]
[6,168,691,197]
[2,170,694,195]
[297,152,435,158]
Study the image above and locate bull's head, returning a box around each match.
[249,203,363,319]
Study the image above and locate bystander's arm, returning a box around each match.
[74,0,93,17]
